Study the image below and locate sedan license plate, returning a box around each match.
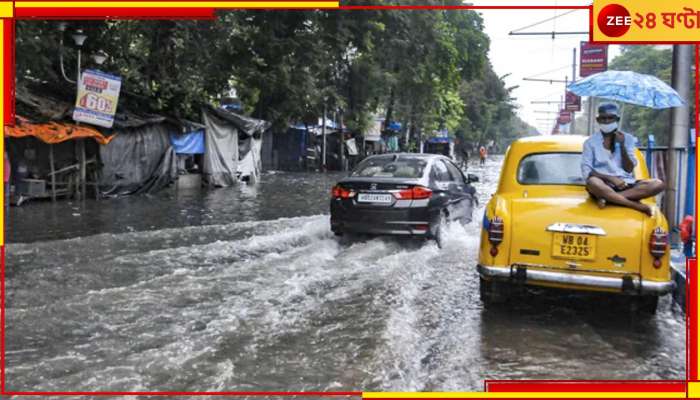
[552,233,595,260]
[357,193,393,203]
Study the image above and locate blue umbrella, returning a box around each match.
[567,70,685,109]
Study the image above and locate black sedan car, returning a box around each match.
[330,153,478,246]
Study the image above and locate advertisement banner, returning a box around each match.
[580,42,608,77]
[593,0,700,42]
[73,69,122,128]
[565,91,582,111]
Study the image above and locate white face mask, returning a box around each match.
[599,122,618,134]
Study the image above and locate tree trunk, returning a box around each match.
[385,87,396,129]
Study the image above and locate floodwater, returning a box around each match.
[5,156,686,395]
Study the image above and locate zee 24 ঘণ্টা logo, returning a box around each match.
[596,1,700,41]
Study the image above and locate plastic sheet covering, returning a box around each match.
[99,124,177,196]
[202,109,238,187]
[5,117,115,145]
[201,106,270,187]
[238,136,262,184]
[203,105,271,138]
[170,130,205,154]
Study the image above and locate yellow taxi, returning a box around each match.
[477,135,674,313]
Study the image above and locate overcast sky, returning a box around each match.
[472,0,620,134]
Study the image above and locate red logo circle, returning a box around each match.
[597,4,631,37]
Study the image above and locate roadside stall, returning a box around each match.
[423,136,455,159]
[201,105,270,186]
[5,117,114,205]
[98,112,178,196]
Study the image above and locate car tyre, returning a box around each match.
[479,277,509,306]
[433,212,448,249]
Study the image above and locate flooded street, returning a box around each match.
[5,156,686,393]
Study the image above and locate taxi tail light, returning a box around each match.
[395,186,433,200]
[488,216,504,246]
[332,185,354,199]
[649,227,668,267]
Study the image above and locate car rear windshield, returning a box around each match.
[517,152,585,185]
[351,156,428,178]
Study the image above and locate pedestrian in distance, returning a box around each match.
[479,145,487,165]
[581,103,665,216]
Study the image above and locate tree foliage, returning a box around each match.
[15,3,525,148]
[607,45,695,146]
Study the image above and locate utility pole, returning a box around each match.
[339,111,346,171]
[564,76,568,134]
[570,47,577,135]
[322,101,327,171]
[586,98,596,136]
[664,44,692,233]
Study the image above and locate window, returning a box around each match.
[443,160,464,183]
[517,153,585,185]
[431,160,451,182]
[351,155,427,178]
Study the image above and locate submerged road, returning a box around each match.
[5,156,686,393]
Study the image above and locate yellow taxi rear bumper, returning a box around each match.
[477,264,675,295]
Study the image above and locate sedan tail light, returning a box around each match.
[394,186,433,200]
[649,227,668,267]
[332,185,355,199]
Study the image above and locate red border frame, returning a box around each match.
[1,2,698,397]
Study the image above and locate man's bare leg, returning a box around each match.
[586,176,652,216]
[617,178,665,201]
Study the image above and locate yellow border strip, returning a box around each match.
[363,392,686,399]
[0,2,12,17]
[15,1,339,8]
[689,382,700,398]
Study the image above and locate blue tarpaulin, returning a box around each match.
[426,136,451,144]
[170,130,205,154]
[387,121,402,131]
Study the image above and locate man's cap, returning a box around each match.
[597,103,620,117]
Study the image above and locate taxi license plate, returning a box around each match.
[357,193,393,203]
[551,233,595,260]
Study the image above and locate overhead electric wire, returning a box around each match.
[509,9,581,35]
[526,64,570,79]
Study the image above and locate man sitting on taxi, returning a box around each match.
[581,103,664,216]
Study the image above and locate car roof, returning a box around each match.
[364,152,447,160]
[510,135,587,153]
[497,134,650,193]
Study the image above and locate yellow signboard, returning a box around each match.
[593,0,700,42]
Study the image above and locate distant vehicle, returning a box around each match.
[424,137,455,160]
[330,153,478,247]
[477,135,674,313]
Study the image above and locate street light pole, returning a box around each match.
[570,47,577,135]
[322,101,327,171]
[71,29,87,200]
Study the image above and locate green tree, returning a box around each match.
[608,45,695,146]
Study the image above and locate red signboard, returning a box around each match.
[580,42,608,77]
[565,91,581,112]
